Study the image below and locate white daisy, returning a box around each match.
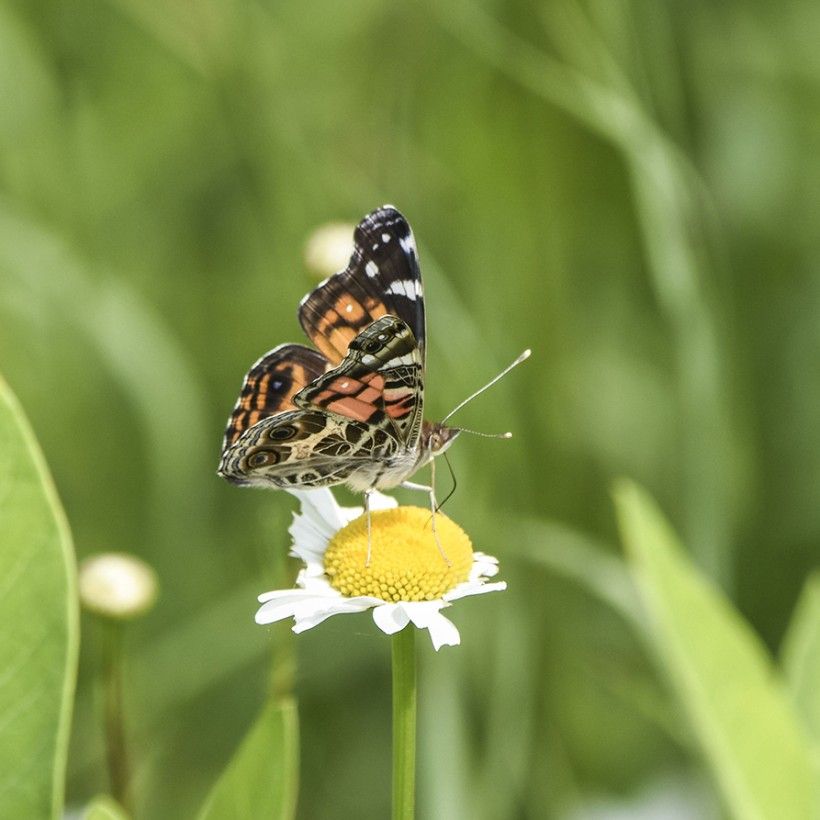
[255,488,506,651]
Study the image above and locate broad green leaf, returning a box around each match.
[82,794,129,820]
[614,479,813,820]
[781,572,820,745]
[0,376,78,818]
[198,697,299,820]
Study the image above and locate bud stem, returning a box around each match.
[102,620,130,812]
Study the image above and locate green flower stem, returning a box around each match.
[392,627,417,820]
[269,547,297,701]
[102,620,130,811]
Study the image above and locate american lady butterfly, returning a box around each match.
[218,206,528,553]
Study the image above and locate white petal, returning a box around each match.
[298,560,328,582]
[292,611,341,632]
[298,572,337,592]
[257,587,315,604]
[424,612,461,651]
[287,487,347,530]
[255,590,328,623]
[394,600,461,649]
[400,600,447,629]
[339,503,364,525]
[372,603,411,634]
[444,580,507,602]
[257,581,382,627]
[369,491,398,511]
[292,595,381,632]
[469,552,500,580]
[289,512,332,556]
[334,594,384,609]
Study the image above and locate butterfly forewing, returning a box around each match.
[298,206,426,366]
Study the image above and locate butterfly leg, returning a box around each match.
[400,463,452,567]
[364,488,373,567]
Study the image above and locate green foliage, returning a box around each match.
[615,480,814,819]
[0,377,78,819]
[197,698,299,820]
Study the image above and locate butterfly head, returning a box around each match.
[422,421,462,457]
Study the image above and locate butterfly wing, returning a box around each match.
[298,205,426,367]
[294,315,423,448]
[218,409,378,489]
[222,344,329,449]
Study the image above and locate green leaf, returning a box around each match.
[197,697,299,820]
[82,794,129,820]
[614,479,813,820]
[0,375,78,819]
[781,572,820,745]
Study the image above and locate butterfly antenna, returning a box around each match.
[455,427,513,439]
[441,348,531,424]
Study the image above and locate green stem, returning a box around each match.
[269,549,298,701]
[102,621,130,811]
[392,627,417,820]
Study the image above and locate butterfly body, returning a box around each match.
[218,206,461,495]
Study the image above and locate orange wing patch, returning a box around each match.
[224,345,328,447]
[383,386,416,419]
[304,294,389,364]
[311,373,386,423]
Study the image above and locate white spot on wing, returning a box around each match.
[382,233,391,242]
[391,353,417,366]
[386,279,422,298]
[365,261,379,278]
[399,231,416,256]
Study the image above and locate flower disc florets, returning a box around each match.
[324,506,473,601]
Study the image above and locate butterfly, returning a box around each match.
[218,205,528,552]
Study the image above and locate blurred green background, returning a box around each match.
[1,0,817,817]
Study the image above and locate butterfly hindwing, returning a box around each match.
[294,315,424,447]
[298,206,426,366]
[223,344,329,448]
[219,409,382,488]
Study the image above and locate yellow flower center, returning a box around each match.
[324,506,473,602]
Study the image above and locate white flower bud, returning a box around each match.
[303,222,355,279]
[79,553,158,620]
